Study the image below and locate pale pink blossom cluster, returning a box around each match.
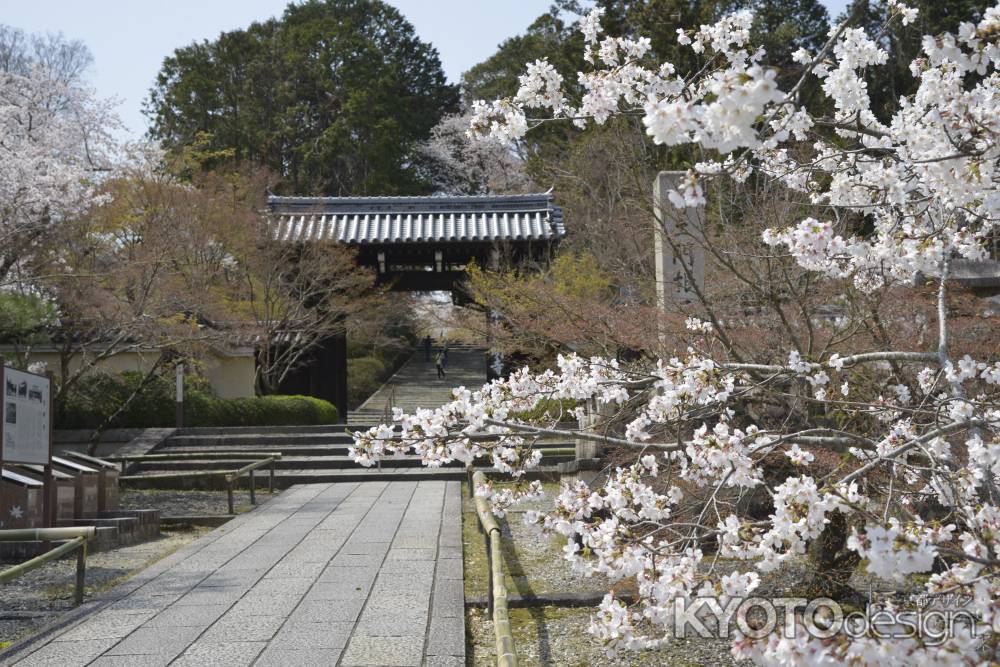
[352,345,1000,659]
[353,4,1000,662]
[469,2,1000,290]
[0,64,119,277]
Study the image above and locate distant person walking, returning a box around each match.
[423,335,432,362]
[434,351,446,379]
[442,342,449,368]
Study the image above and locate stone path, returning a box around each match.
[350,347,486,425]
[1,481,465,666]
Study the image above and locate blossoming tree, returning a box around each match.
[353,3,1000,663]
[0,39,118,287]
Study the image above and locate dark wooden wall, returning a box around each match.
[274,333,348,422]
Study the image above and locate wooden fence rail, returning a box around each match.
[471,470,518,667]
[118,456,279,514]
[0,527,96,605]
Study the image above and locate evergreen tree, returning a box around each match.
[146,0,458,195]
[840,0,992,120]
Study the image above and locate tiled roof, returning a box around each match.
[267,193,565,244]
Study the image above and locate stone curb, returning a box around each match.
[465,591,637,609]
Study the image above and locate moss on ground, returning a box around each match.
[462,479,740,665]
[463,481,574,600]
[462,489,489,599]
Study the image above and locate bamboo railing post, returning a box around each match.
[249,469,256,505]
[227,478,235,515]
[109,452,282,462]
[0,527,95,542]
[492,537,517,667]
[471,470,519,667]
[74,541,86,605]
[269,460,275,493]
[485,528,494,615]
[0,530,94,607]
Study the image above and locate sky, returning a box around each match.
[2,0,850,140]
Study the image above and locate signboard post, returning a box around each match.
[653,171,706,308]
[1,364,53,528]
[175,362,184,429]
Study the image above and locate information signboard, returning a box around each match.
[1,366,51,465]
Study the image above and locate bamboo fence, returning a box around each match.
[471,470,519,667]
[0,526,97,605]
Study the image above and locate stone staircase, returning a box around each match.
[348,343,488,425]
[120,424,572,489]
[120,348,573,489]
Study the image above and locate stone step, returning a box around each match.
[130,451,575,472]
[164,444,357,457]
[132,456,455,472]
[120,467,465,489]
[268,466,562,487]
[158,440,576,460]
[175,424,351,436]
[120,465,563,490]
[163,440,575,455]
[162,432,356,448]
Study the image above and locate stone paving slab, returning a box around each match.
[1,481,465,666]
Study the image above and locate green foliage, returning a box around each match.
[461,0,832,190]
[146,0,458,195]
[347,355,387,409]
[0,293,57,347]
[467,250,612,309]
[57,371,338,429]
[346,337,372,358]
[549,252,613,299]
[513,398,579,422]
[186,394,339,427]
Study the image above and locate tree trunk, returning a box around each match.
[799,510,862,602]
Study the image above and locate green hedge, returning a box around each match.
[57,371,338,429]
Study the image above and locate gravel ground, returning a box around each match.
[466,605,739,667]
[462,481,916,665]
[1,489,278,649]
[464,506,615,600]
[463,482,743,665]
[121,488,278,516]
[0,525,210,648]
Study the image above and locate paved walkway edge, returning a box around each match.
[1,481,466,667]
[0,495,264,664]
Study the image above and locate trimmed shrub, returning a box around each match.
[187,395,339,427]
[56,371,338,429]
